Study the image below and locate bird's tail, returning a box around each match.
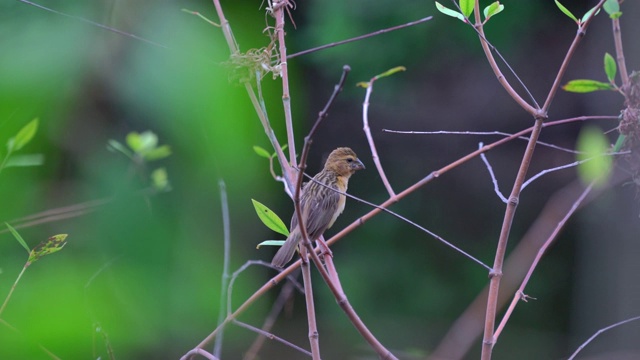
[271,231,301,268]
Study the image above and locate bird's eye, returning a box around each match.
[346,158,353,162]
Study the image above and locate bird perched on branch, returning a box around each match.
[271,147,365,268]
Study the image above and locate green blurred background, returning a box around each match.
[1,0,639,359]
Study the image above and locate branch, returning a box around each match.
[567,315,640,360]
[213,180,231,357]
[493,181,595,341]
[288,16,432,59]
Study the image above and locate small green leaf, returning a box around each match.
[144,145,172,161]
[9,118,39,152]
[107,140,133,158]
[253,146,271,159]
[373,66,407,81]
[576,126,612,187]
[483,1,504,20]
[5,154,44,168]
[562,79,614,93]
[256,240,286,249]
[28,234,68,263]
[6,223,30,253]
[604,52,617,83]
[603,0,620,17]
[554,0,578,23]
[127,131,158,153]
[581,5,601,24]
[459,0,474,18]
[252,199,290,236]
[356,81,371,88]
[151,167,170,191]
[435,2,466,22]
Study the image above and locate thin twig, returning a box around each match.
[493,182,595,341]
[233,319,313,357]
[541,0,607,113]
[0,318,61,360]
[567,315,640,360]
[17,0,168,49]
[362,76,396,197]
[213,179,231,358]
[383,129,587,154]
[302,173,491,271]
[243,281,297,360]
[288,17,432,59]
[479,143,508,203]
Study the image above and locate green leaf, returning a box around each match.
[604,52,617,83]
[483,1,504,20]
[6,223,30,253]
[252,199,289,236]
[9,118,39,153]
[144,145,172,161]
[256,240,286,249]
[253,146,271,159]
[576,126,612,187]
[5,154,44,168]
[562,79,614,93]
[28,234,68,263]
[435,2,466,22]
[459,0,474,18]
[373,66,407,81]
[107,139,133,158]
[581,5,601,24]
[554,0,578,23]
[151,167,170,191]
[603,0,620,17]
[127,131,158,153]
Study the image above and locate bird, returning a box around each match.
[271,147,365,268]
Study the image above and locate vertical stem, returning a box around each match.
[213,179,231,357]
[274,1,297,165]
[0,262,30,317]
[300,248,321,359]
[611,17,630,91]
[480,118,543,360]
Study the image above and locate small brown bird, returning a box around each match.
[271,147,365,268]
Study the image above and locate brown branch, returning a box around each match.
[567,315,640,360]
[299,247,321,359]
[272,0,297,165]
[185,115,606,357]
[287,16,432,59]
[493,182,595,341]
[611,16,630,96]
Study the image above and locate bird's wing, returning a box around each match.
[302,182,341,240]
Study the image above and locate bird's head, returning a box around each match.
[324,147,365,177]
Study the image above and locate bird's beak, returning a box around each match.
[352,158,365,171]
